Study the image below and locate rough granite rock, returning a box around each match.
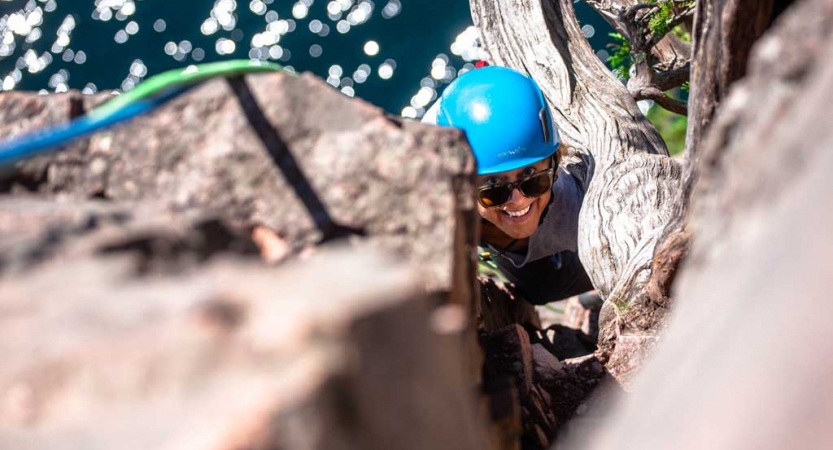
[566,1,833,449]
[0,71,490,449]
[0,195,259,276]
[0,91,89,190]
[480,324,608,450]
[0,247,489,450]
[0,72,478,300]
[0,69,615,450]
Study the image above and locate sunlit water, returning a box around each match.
[0,0,612,118]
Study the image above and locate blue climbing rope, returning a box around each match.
[0,60,284,167]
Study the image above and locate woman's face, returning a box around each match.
[476,158,553,240]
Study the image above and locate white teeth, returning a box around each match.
[505,204,531,217]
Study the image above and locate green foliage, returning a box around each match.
[672,25,691,42]
[647,100,687,155]
[648,0,695,37]
[611,66,629,81]
[607,32,632,81]
[648,1,676,36]
[603,3,693,154]
[681,81,690,93]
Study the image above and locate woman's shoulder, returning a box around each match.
[553,166,587,201]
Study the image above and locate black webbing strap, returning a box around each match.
[227,76,364,242]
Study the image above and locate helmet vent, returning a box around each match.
[539,108,551,143]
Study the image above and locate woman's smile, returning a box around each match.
[502,203,532,218]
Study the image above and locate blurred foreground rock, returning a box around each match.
[0,247,488,450]
[0,196,258,276]
[566,1,833,449]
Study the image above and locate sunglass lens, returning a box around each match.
[479,186,512,208]
[519,172,552,197]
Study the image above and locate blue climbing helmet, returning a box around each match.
[436,66,560,175]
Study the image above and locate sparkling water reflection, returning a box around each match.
[0,0,612,118]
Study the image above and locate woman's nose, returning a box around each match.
[507,186,525,204]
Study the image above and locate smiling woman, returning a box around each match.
[423,65,595,305]
[477,157,555,244]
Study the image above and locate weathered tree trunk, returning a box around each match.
[471,0,683,383]
[686,0,787,158]
[471,0,804,387]
[466,5,807,443]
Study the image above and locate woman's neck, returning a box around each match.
[480,220,529,252]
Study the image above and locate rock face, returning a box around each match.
[0,247,489,450]
[478,320,608,450]
[0,69,609,450]
[0,71,478,300]
[565,1,833,449]
[476,275,607,450]
[0,71,490,450]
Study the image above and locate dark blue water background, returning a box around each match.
[0,0,613,116]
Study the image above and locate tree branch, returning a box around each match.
[626,2,660,21]
[654,63,691,91]
[583,0,692,86]
[653,34,691,70]
[632,86,688,115]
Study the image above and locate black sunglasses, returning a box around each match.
[477,167,556,209]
